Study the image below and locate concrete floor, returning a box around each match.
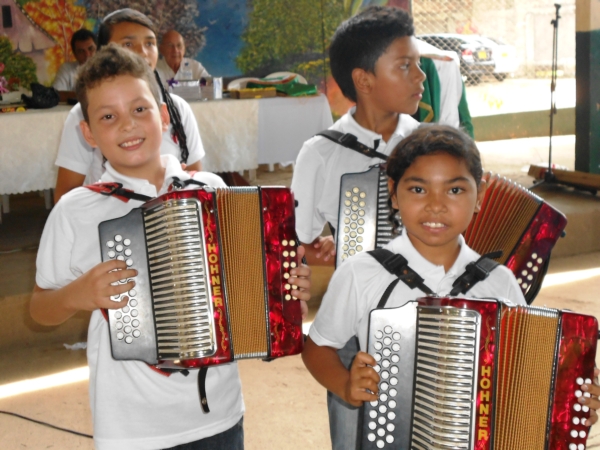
[1,136,600,449]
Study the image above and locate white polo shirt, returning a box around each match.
[291,107,419,244]
[36,155,243,450]
[55,92,204,184]
[309,231,527,352]
[156,57,210,85]
[53,61,79,91]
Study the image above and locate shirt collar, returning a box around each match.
[387,231,479,278]
[338,106,416,151]
[100,154,188,198]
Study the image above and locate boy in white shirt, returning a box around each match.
[303,125,600,445]
[291,6,426,266]
[31,44,311,450]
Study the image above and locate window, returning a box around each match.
[2,6,13,29]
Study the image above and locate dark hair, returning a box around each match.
[97,8,156,49]
[76,44,161,123]
[70,29,96,54]
[329,6,414,102]
[386,125,483,233]
[96,8,190,163]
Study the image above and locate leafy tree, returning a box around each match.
[24,0,88,74]
[0,36,38,90]
[236,0,345,79]
[84,0,207,55]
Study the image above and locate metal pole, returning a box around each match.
[547,3,561,182]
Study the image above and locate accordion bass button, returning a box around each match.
[571,430,578,438]
[132,320,140,327]
[368,433,376,442]
[123,239,131,246]
[386,435,394,444]
[114,235,123,242]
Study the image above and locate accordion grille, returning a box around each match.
[217,188,268,359]
[411,308,480,449]
[464,173,540,263]
[376,168,394,247]
[144,199,215,360]
[494,306,559,450]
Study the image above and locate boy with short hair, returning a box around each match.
[290,7,425,448]
[31,45,311,450]
[291,6,425,266]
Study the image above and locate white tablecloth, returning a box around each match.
[0,95,332,195]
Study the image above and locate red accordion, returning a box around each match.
[98,186,304,368]
[362,296,598,450]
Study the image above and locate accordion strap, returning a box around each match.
[449,251,503,296]
[85,182,153,203]
[317,130,389,160]
[368,249,434,309]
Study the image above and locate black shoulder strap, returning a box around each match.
[317,130,389,160]
[171,176,207,190]
[369,249,434,309]
[85,182,153,203]
[449,251,504,296]
[198,366,210,413]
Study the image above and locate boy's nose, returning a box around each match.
[425,193,447,212]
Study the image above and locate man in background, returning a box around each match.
[53,29,97,92]
[156,30,210,85]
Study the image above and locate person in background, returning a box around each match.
[53,29,97,92]
[53,9,203,203]
[156,30,210,85]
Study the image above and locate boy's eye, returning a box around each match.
[449,187,464,194]
[410,186,424,194]
[135,106,146,113]
[102,114,114,120]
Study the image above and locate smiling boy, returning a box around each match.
[31,45,311,449]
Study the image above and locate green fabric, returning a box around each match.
[246,79,317,97]
[458,82,475,138]
[418,57,441,123]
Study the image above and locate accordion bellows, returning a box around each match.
[362,297,598,450]
[336,167,567,301]
[99,187,304,368]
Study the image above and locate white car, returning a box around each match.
[470,36,518,81]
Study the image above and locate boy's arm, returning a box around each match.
[31,259,135,326]
[302,336,379,407]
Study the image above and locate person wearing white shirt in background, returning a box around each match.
[156,30,210,85]
[53,29,97,92]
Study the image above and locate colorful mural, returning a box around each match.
[0,0,406,114]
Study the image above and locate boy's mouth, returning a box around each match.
[120,138,144,149]
[422,222,446,229]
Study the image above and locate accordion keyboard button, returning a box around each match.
[108,251,116,259]
[116,322,123,330]
[114,235,122,242]
[117,332,124,340]
[575,390,582,397]
[124,249,132,257]
[376,440,384,448]
[571,430,578,438]
[374,353,382,361]
[574,403,582,411]
[377,428,385,436]
[580,430,587,438]
[131,309,138,317]
[125,336,133,344]
[124,326,132,334]
[123,238,131,246]
[386,424,395,432]
[122,306,130,313]
[391,354,400,363]
[369,410,377,419]
[368,433,376,442]
[386,435,394,444]
[129,290,137,297]
[389,377,398,386]
[583,405,590,412]
[123,316,131,324]
[369,421,377,429]
[579,444,585,450]
[378,417,385,425]
[380,382,388,391]
[133,330,141,338]
[389,389,397,397]
[106,240,115,248]
[116,244,124,253]
[573,417,580,425]
[126,259,133,267]
[132,319,139,327]
[387,412,396,420]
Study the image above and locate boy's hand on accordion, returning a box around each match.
[77,260,137,311]
[313,236,336,262]
[290,245,311,319]
[30,259,137,326]
[581,367,600,426]
[345,351,380,407]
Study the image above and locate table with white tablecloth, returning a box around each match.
[0,94,333,203]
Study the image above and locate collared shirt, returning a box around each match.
[309,231,526,352]
[156,57,210,86]
[55,92,204,184]
[53,61,79,91]
[291,107,420,243]
[36,156,243,449]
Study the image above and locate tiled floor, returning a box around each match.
[1,137,600,449]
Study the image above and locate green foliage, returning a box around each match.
[236,0,345,75]
[0,36,38,90]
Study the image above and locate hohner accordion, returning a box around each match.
[362,297,598,450]
[336,166,567,302]
[98,186,304,368]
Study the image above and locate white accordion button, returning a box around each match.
[573,417,580,425]
[577,377,584,385]
[389,389,397,397]
[579,444,585,450]
[380,394,388,402]
[374,342,382,350]
[383,348,391,357]
[386,423,395,432]
[108,250,116,258]
[106,240,115,248]
[383,337,392,345]
[125,336,133,344]
[389,377,398,386]
[122,306,130,313]
[384,326,392,334]
[123,316,131,324]
[575,390,582,398]
[387,412,396,420]
[374,353,382,362]
[117,255,125,261]
[532,253,538,259]
[116,322,123,330]
[579,430,586,438]
[378,416,385,425]
[381,371,389,380]
[585,378,592,385]
[370,401,378,407]
[369,410,377,419]
[377,428,385,437]
[378,405,387,414]
[386,435,394,444]
[289,240,295,246]
[391,343,400,352]
[391,355,400,363]
[124,248,132,257]
[374,365,381,373]
[583,405,590,412]
[123,238,131,246]
[116,244,124,252]
[133,329,141,338]
[574,403,582,412]
[376,440,384,449]
[126,259,133,267]
[380,382,389,391]
[117,332,124,340]
[369,421,377,430]
[132,320,140,327]
[124,326,132,334]
[389,400,397,408]
[131,310,138,317]
[569,444,576,450]
[368,433,376,442]
[115,311,122,319]
[129,289,137,297]
[571,430,578,438]
[390,366,399,375]
[375,331,383,339]
[114,235,122,242]
[382,360,390,368]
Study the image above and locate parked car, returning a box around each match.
[417,33,495,84]
[468,35,519,81]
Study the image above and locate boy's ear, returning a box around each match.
[387,178,398,209]
[160,103,170,132]
[352,67,375,96]
[474,179,487,213]
[79,120,98,148]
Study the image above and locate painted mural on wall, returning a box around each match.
[0,0,406,114]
